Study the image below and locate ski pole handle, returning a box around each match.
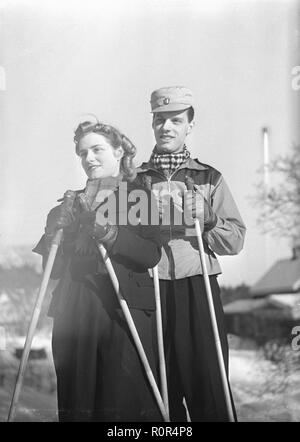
[62,190,77,210]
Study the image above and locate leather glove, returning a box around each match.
[44,192,77,250]
[79,211,108,240]
[46,205,75,234]
[45,204,77,250]
[79,209,118,248]
[46,190,77,233]
[185,191,218,231]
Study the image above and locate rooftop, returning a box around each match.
[250,257,300,297]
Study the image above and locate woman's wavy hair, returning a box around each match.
[74,119,137,182]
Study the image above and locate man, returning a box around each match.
[136,86,246,422]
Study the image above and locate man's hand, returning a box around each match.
[185,191,218,231]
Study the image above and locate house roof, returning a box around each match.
[224,294,300,319]
[250,258,300,297]
[224,298,268,314]
[268,294,300,319]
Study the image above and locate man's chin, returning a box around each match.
[157,144,179,154]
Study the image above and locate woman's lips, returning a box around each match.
[88,165,101,171]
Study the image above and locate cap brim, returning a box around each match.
[151,103,192,113]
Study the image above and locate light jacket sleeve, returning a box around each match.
[202,175,246,256]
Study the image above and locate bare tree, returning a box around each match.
[253,144,300,248]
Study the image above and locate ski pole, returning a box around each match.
[97,243,170,422]
[152,265,169,419]
[143,175,170,418]
[7,191,75,422]
[185,176,235,422]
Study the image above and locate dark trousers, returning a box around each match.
[51,276,162,422]
[159,275,237,422]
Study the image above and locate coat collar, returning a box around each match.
[136,156,209,174]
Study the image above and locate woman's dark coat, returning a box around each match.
[33,181,163,422]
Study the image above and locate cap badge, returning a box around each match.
[163,97,170,105]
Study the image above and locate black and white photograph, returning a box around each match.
[0,0,300,424]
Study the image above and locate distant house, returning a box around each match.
[224,247,300,343]
[250,255,300,298]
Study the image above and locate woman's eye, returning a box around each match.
[93,147,105,153]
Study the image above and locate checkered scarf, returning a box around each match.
[150,145,190,174]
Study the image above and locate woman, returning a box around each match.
[33,120,162,422]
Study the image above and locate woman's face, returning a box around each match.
[78,132,123,180]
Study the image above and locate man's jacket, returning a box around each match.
[135,157,246,280]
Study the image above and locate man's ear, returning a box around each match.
[186,120,195,135]
[151,115,155,130]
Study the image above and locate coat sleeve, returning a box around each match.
[110,225,161,271]
[202,175,246,256]
[109,187,162,271]
[32,234,67,279]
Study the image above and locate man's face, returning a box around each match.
[152,109,194,154]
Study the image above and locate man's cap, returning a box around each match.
[150,86,194,113]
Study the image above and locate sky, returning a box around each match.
[0,0,299,286]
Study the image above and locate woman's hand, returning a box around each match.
[45,204,77,251]
[46,205,74,232]
[79,207,118,251]
[79,211,109,240]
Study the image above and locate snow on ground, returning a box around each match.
[0,334,57,422]
[1,336,300,422]
[229,348,300,422]
[0,385,57,422]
